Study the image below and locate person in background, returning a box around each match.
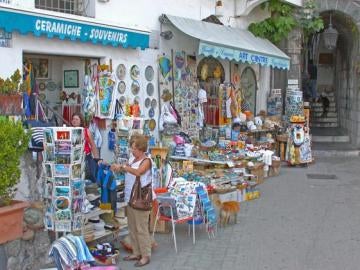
[308,59,318,102]
[111,134,152,267]
[71,113,100,182]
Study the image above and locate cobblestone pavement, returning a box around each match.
[118,157,360,270]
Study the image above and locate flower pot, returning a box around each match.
[0,94,23,115]
[0,200,29,244]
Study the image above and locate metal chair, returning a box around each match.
[152,197,195,253]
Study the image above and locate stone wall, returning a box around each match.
[0,152,52,270]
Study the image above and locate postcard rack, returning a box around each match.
[42,127,86,233]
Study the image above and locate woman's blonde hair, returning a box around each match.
[131,134,148,152]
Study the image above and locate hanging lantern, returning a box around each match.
[323,14,338,50]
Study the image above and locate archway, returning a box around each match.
[240,67,258,114]
[308,7,359,146]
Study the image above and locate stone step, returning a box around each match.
[311,103,336,109]
[312,142,360,157]
[312,135,350,143]
[312,107,337,113]
[311,117,338,123]
[310,122,338,128]
[311,112,337,117]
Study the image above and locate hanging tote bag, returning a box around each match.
[129,159,153,211]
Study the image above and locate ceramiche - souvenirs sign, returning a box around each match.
[0,8,149,49]
[198,41,290,70]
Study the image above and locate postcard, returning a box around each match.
[72,197,83,213]
[54,164,70,177]
[44,128,54,144]
[54,177,70,186]
[55,141,72,154]
[72,146,83,163]
[72,214,84,231]
[55,221,72,232]
[72,180,84,198]
[54,186,70,197]
[44,146,55,162]
[54,196,71,210]
[71,128,83,146]
[71,163,82,179]
[56,130,70,140]
[55,209,72,221]
[55,153,71,164]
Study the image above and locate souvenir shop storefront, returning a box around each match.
[1,6,314,268]
[0,5,159,162]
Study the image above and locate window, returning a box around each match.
[0,29,12,48]
[35,0,87,15]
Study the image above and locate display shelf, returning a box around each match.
[85,229,120,244]
[84,209,111,220]
[170,155,228,165]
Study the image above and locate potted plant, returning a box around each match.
[0,117,30,244]
[0,69,24,116]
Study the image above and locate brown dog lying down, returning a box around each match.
[214,199,240,227]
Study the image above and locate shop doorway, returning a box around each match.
[23,53,99,125]
[197,56,225,126]
[240,67,257,114]
[306,9,359,145]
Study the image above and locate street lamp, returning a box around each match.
[323,14,338,50]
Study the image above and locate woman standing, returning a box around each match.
[112,134,152,267]
[71,113,100,182]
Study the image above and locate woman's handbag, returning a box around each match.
[129,178,152,211]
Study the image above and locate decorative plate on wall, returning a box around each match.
[145,65,154,81]
[47,81,57,91]
[119,96,126,105]
[116,64,126,80]
[151,98,157,109]
[145,97,151,108]
[134,96,140,104]
[39,82,46,91]
[148,107,155,118]
[117,81,126,94]
[146,83,154,96]
[39,93,46,101]
[131,81,140,95]
[149,119,156,131]
[130,65,140,80]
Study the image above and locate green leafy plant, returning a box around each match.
[0,117,30,206]
[298,0,324,44]
[248,0,324,44]
[0,69,22,94]
[248,0,297,44]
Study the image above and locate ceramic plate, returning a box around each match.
[151,98,157,109]
[39,82,46,91]
[116,64,126,80]
[47,81,57,91]
[145,97,151,108]
[119,96,126,105]
[146,83,154,96]
[149,107,155,118]
[134,96,140,104]
[117,81,126,94]
[130,65,140,80]
[149,119,156,131]
[131,81,140,95]
[145,65,154,81]
[39,93,46,101]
